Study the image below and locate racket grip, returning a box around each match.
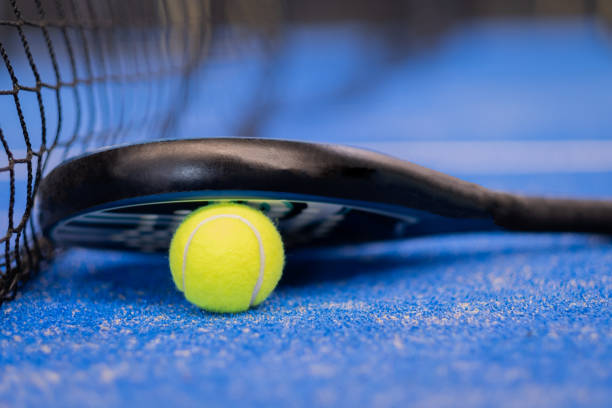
[490,193,612,234]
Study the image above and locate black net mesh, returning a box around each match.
[0,0,211,303]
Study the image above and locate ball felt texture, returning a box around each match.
[168,203,285,313]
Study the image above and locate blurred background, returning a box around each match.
[185,1,612,147]
[2,1,612,177]
[2,0,612,298]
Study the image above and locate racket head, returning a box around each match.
[38,138,499,252]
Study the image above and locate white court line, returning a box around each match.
[2,140,612,181]
[349,140,612,174]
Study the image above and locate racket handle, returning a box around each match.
[491,193,612,234]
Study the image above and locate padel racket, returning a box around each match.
[38,138,612,252]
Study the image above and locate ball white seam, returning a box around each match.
[181,214,266,308]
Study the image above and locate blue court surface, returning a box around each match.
[2,19,612,408]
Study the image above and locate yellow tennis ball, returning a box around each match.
[169,203,285,313]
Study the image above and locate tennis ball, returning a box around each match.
[169,203,284,313]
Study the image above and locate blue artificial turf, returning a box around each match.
[1,231,611,407]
